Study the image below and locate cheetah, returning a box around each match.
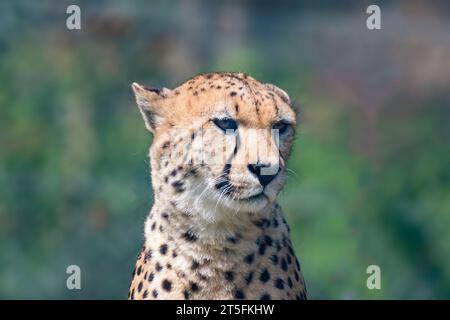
[128,72,307,300]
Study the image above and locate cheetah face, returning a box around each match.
[132,72,296,217]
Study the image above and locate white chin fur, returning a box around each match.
[170,173,283,224]
[180,186,269,223]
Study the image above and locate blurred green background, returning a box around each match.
[1,0,450,299]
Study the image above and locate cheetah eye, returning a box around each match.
[212,118,238,132]
[272,121,292,135]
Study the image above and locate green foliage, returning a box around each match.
[0,1,449,299]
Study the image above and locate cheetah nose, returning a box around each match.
[247,162,279,187]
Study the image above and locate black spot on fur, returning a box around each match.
[258,242,266,255]
[272,218,279,227]
[254,218,269,229]
[183,290,190,299]
[230,91,237,97]
[244,253,254,264]
[152,289,158,298]
[287,254,292,264]
[190,167,198,176]
[260,293,271,300]
[191,282,200,292]
[137,265,142,276]
[148,272,154,282]
[270,254,279,265]
[162,141,170,149]
[259,269,270,283]
[264,235,273,246]
[143,289,148,299]
[199,274,208,281]
[286,222,291,233]
[183,230,198,242]
[226,236,238,244]
[155,262,163,272]
[162,279,172,291]
[161,212,169,219]
[191,260,200,269]
[137,281,143,292]
[224,271,234,281]
[244,271,254,285]
[275,278,284,289]
[172,180,185,193]
[281,258,288,271]
[234,289,245,299]
[288,277,293,288]
[159,244,168,255]
[144,249,153,261]
[151,222,156,231]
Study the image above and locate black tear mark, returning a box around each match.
[214,164,233,195]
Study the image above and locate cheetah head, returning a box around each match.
[132,72,296,221]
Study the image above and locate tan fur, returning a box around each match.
[128,72,306,300]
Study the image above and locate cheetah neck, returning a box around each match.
[143,198,290,268]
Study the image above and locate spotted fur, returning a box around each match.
[128,72,307,300]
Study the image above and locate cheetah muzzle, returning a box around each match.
[128,72,307,300]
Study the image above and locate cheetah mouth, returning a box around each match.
[214,180,267,203]
[215,185,267,202]
[237,192,267,202]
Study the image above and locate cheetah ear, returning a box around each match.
[265,83,292,106]
[132,82,171,134]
